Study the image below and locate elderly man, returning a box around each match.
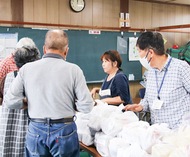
[4,29,94,157]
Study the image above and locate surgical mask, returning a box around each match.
[139,52,151,70]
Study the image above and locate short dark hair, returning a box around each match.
[100,50,122,69]
[136,31,165,55]
[14,46,40,68]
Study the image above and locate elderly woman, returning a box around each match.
[91,50,132,106]
[0,46,40,157]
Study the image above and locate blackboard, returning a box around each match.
[0,26,142,82]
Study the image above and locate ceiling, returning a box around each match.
[135,0,190,6]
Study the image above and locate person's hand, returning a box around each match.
[122,104,143,112]
[22,97,28,109]
[94,99,107,106]
[90,87,99,99]
[0,97,2,105]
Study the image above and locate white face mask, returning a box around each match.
[139,52,151,70]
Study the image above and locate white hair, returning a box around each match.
[16,37,36,48]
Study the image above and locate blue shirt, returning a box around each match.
[100,70,132,105]
[141,55,190,129]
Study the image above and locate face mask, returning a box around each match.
[139,52,151,70]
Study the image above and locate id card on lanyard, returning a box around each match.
[99,73,116,98]
[153,57,172,110]
[152,99,164,109]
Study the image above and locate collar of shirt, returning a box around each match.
[155,54,171,73]
[42,53,65,60]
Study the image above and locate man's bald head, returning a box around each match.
[44,30,68,52]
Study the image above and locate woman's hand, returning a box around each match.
[90,87,100,99]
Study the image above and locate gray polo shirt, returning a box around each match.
[4,53,93,119]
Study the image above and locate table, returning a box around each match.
[79,142,102,157]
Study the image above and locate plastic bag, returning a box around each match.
[108,137,130,157]
[117,143,151,157]
[101,111,139,136]
[94,132,112,157]
[151,143,175,157]
[75,112,94,146]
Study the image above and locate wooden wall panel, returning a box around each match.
[112,0,120,27]
[33,0,47,23]
[92,0,103,27]
[129,1,149,29]
[158,4,168,27]
[129,1,190,31]
[70,12,82,26]
[129,1,140,28]
[128,0,190,47]
[151,4,164,28]
[59,0,70,25]
[102,0,112,27]
[102,0,120,28]
[46,0,59,25]
[81,0,93,26]
[166,5,175,26]
[141,2,152,29]
[182,6,190,24]
[0,0,11,22]
[23,0,34,22]
[11,0,23,22]
[174,6,183,25]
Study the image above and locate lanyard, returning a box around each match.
[155,57,172,100]
[101,70,121,90]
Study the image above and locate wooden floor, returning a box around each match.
[79,142,102,157]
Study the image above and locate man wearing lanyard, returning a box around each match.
[4,29,94,156]
[123,31,190,129]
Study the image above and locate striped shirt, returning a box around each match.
[141,55,190,129]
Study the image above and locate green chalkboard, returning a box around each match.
[0,27,142,82]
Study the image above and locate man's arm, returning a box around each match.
[181,61,190,92]
[74,68,94,113]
